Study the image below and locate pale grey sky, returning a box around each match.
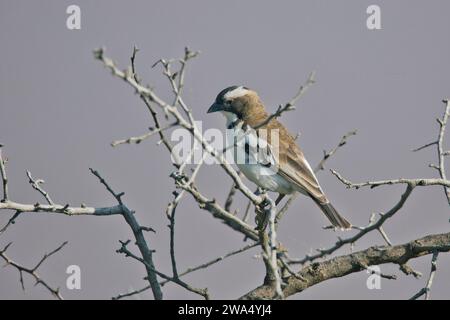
[1,0,450,299]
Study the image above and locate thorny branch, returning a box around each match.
[116,240,209,299]
[410,251,439,300]
[0,145,164,299]
[0,146,8,202]
[114,242,258,300]
[314,130,357,173]
[240,232,450,300]
[413,100,450,205]
[0,241,67,299]
[89,168,163,300]
[26,171,54,205]
[111,122,177,147]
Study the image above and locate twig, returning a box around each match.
[275,194,297,224]
[0,147,9,202]
[330,169,450,189]
[89,168,163,300]
[242,199,252,223]
[117,240,209,299]
[161,242,259,286]
[0,241,67,299]
[436,100,450,204]
[289,183,415,265]
[116,242,258,299]
[411,100,450,204]
[400,263,423,278]
[111,122,177,147]
[314,130,357,172]
[225,182,238,213]
[128,46,180,166]
[112,285,150,300]
[0,210,20,235]
[412,141,437,152]
[176,180,258,241]
[0,200,124,216]
[410,251,439,300]
[167,154,207,279]
[377,225,392,246]
[260,196,283,299]
[26,171,54,205]
[253,72,316,130]
[224,171,244,213]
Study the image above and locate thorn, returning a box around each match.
[140,226,156,233]
[93,47,105,60]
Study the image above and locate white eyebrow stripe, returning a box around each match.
[224,86,249,99]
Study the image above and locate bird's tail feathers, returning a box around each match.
[313,198,351,230]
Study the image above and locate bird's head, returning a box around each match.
[207,86,266,122]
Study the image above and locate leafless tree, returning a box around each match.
[0,47,449,300]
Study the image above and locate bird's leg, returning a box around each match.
[254,187,264,196]
[275,194,285,206]
[255,188,271,231]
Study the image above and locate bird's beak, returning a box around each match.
[207,102,224,113]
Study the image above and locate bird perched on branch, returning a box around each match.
[208,86,351,229]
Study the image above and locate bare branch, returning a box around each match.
[118,242,259,300]
[412,141,437,152]
[0,146,9,202]
[117,240,209,299]
[436,100,450,204]
[410,251,439,300]
[0,200,123,216]
[0,241,67,299]
[411,100,450,204]
[314,130,357,173]
[128,47,180,166]
[26,171,54,205]
[175,178,258,241]
[264,196,283,298]
[275,194,297,224]
[330,169,450,189]
[89,168,163,300]
[0,210,21,235]
[112,285,150,300]
[241,232,450,300]
[289,183,414,265]
[111,122,177,147]
[161,242,259,286]
[224,180,239,213]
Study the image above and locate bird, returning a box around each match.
[207,85,351,229]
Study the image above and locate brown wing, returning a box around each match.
[253,118,327,203]
[278,138,327,203]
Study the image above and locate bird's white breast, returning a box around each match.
[221,113,295,194]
